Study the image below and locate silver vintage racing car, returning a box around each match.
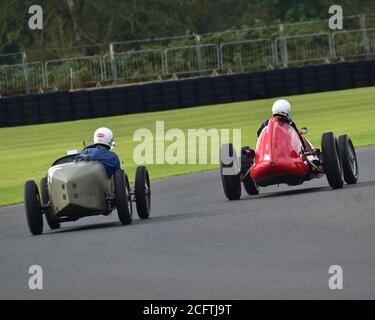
[24,148,151,235]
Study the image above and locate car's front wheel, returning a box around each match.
[220,143,241,200]
[242,174,259,196]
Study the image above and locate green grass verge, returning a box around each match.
[1,86,375,206]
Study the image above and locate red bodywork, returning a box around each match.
[250,117,312,187]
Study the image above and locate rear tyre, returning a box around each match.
[242,175,259,196]
[40,177,60,230]
[338,135,358,184]
[114,169,133,225]
[135,166,151,219]
[220,144,241,200]
[24,181,43,235]
[321,132,343,189]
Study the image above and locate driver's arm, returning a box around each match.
[74,149,91,161]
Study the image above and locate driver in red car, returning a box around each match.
[241,99,319,177]
[257,99,297,137]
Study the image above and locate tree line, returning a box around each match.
[1,0,374,58]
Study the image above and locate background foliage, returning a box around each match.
[1,0,375,60]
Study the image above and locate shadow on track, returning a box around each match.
[253,186,329,199]
[47,221,123,235]
[241,180,375,200]
[46,180,375,234]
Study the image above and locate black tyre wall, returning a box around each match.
[1,59,375,127]
[0,98,8,127]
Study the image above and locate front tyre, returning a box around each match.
[114,169,133,225]
[135,166,151,219]
[242,174,259,196]
[24,181,43,235]
[321,132,343,189]
[338,135,358,184]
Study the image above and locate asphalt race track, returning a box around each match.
[1,147,374,299]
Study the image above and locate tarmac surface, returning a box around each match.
[0,147,374,299]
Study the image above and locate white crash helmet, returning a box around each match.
[272,99,292,118]
[93,127,115,149]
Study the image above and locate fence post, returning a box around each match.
[271,40,277,65]
[109,43,118,84]
[239,43,244,72]
[195,35,203,73]
[328,33,336,59]
[70,68,74,91]
[360,15,370,58]
[279,24,288,68]
[22,51,30,95]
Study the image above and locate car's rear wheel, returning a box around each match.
[114,169,133,225]
[135,166,151,219]
[24,181,43,235]
[321,132,343,189]
[220,143,241,200]
[338,135,358,184]
[242,174,259,196]
[40,177,60,230]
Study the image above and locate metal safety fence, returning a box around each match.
[164,44,220,74]
[45,55,103,90]
[275,33,333,66]
[220,39,275,72]
[0,62,45,95]
[333,28,375,59]
[103,49,164,81]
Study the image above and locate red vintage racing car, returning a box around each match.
[220,116,359,200]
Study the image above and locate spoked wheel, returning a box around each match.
[135,166,151,219]
[321,132,343,189]
[40,177,60,230]
[220,143,241,200]
[338,135,358,184]
[24,181,43,235]
[114,169,133,225]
